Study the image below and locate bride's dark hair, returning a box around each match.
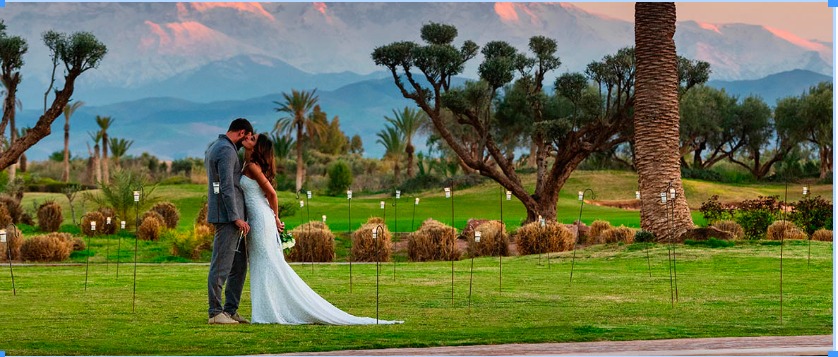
[251,133,276,184]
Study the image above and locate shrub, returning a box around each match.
[586,220,612,245]
[406,218,459,262]
[84,169,158,231]
[137,216,163,241]
[711,220,745,240]
[70,237,86,251]
[0,205,10,228]
[735,196,779,240]
[600,226,635,244]
[515,221,574,255]
[684,238,736,248]
[0,225,23,261]
[0,195,23,224]
[634,230,655,243]
[791,195,832,235]
[700,195,734,224]
[21,234,73,262]
[96,207,118,234]
[326,161,353,196]
[467,220,509,257]
[350,219,391,262]
[765,220,807,241]
[811,229,832,242]
[81,211,105,237]
[168,230,203,260]
[142,211,166,228]
[20,213,34,226]
[37,201,63,232]
[681,167,724,182]
[400,174,443,194]
[287,221,335,262]
[151,202,180,229]
[193,224,215,253]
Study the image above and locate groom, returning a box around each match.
[205,118,254,325]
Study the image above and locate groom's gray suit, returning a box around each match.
[205,134,247,318]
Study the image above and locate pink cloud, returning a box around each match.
[494,3,519,23]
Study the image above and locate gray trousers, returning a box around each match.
[207,223,248,318]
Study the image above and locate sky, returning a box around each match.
[571,2,832,42]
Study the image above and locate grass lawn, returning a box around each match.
[0,240,831,355]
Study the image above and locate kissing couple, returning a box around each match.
[205,118,403,325]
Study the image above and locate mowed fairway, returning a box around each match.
[0,241,831,355]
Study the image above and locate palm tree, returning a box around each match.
[62,101,84,182]
[385,107,428,178]
[87,131,102,185]
[95,115,113,185]
[109,137,133,169]
[274,89,324,192]
[270,132,294,175]
[634,2,693,241]
[16,126,29,172]
[376,124,405,182]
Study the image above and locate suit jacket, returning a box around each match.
[205,134,245,224]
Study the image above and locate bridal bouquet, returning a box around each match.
[279,231,295,253]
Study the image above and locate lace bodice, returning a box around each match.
[241,175,402,325]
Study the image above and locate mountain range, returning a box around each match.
[0,2,832,161]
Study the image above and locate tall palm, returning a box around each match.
[109,137,133,169]
[16,126,29,172]
[376,124,406,182]
[274,89,323,192]
[270,132,294,175]
[385,107,428,178]
[88,131,102,184]
[62,101,84,182]
[634,2,693,241]
[95,115,113,184]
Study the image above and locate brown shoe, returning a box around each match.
[208,312,239,325]
[228,312,250,324]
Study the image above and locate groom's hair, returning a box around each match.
[228,118,254,134]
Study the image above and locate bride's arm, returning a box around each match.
[245,163,280,218]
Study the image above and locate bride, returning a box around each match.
[241,133,402,325]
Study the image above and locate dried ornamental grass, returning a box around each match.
[0,195,23,224]
[81,211,106,237]
[287,222,336,262]
[766,220,808,241]
[37,201,63,233]
[811,229,832,242]
[351,220,392,262]
[587,220,613,245]
[137,216,163,241]
[406,218,460,262]
[0,205,11,228]
[96,207,118,234]
[600,226,636,244]
[711,220,745,240]
[21,234,73,262]
[151,202,180,229]
[515,221,574,255]
[467,220,509,257]
[0,225,23,261]
[142,211,166,227]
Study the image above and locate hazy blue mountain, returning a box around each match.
[707,69,831,105]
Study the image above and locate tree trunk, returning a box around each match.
[102,132,110,185]
[528,141,537,168]
[635,2,694,241]
[406,143,415,178]
[63,117,70,182]
[94,144,101,184]
[820,145,831,179]
[295,123,304,192]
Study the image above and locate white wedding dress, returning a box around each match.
[242,175,403,325]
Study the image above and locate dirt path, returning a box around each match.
[277,335,832,356]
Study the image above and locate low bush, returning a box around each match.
[0,225,23,261]
[711,220,745,240]
[21,233,73,262]
[765,220,807,241]
[735,196,779,240]
[37,201,63,233]
[684,238,736,248]
[811,229,832,242]
[142,211,166,228]
[586,220,612,245]
[96,207,117,234]
[81,211,105,237]
[467,220,509,257]
[634,230,655,243]
[326,161,353,196]
[515,221,574,255]
[151,202,180,229]
[406,219,459,262]
[600,226,635,244]
[168,227,212,260]
[137,216,163,241]
[791,195,832,235]
[0,195,23,224]
[700,195,734,224]
[287,221,335,262]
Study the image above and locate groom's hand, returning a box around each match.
[234,219,250,235]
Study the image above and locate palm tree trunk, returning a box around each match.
[635,2,693,241]
[406,143,415,178]
[295,124,304,191]
[102,133,110,185]
[94,144,101,184]
[63,117,70,182]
